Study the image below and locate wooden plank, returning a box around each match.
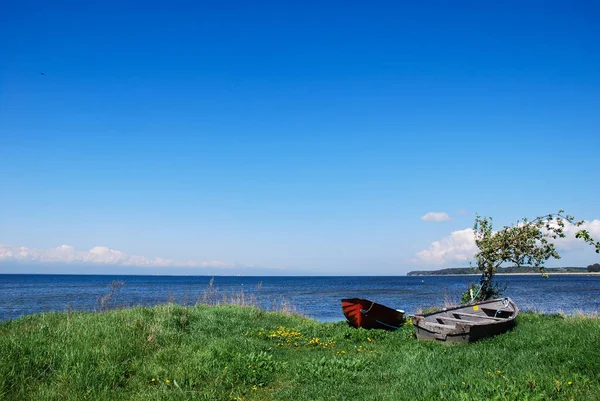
[421,321,456,329]
[452,312,504,321]
[437,316,477,324]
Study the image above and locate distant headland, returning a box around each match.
[407,265,599,276]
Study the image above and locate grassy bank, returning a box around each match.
[1,305,599,400]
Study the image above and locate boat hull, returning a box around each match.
[411,298,519,343]
[341,298,405,330]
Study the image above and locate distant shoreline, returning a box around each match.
[406,266,600,276]
[413,272,600,276]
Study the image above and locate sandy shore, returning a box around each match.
[498,272,600,276]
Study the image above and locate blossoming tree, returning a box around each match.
[464,210,600,303]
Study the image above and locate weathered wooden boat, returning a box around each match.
[341,298,405,330]
[411,297,519,343]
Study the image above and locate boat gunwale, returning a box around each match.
[412,297,518,319]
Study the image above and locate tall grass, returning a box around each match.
[93,277,299,317]
[197,277,299,315]
[1,305,599,400]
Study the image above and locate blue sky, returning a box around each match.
[1,1,599,275]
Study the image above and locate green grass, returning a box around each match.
[1,305,599,400]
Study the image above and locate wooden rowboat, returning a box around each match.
[341,298,405,330]
[411,297,519,343]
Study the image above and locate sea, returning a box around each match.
[1,274,599,322]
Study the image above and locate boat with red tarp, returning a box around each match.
[341,298,405,330]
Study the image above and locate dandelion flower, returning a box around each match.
[568,381,572,385]
[166,379,171,384]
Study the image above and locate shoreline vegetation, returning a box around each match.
[407,266,596,276]
[1,304,599,400]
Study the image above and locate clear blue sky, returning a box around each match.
[1,1,599,275]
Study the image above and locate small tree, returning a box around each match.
[463,210,600,304]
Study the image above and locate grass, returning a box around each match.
[1,305,599,400]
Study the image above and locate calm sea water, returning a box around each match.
[1,274,599,322]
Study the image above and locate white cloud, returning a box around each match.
[421,212,452,222]
[414,219,600,265]
[0,243,232,268]
[413,228,477,264]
